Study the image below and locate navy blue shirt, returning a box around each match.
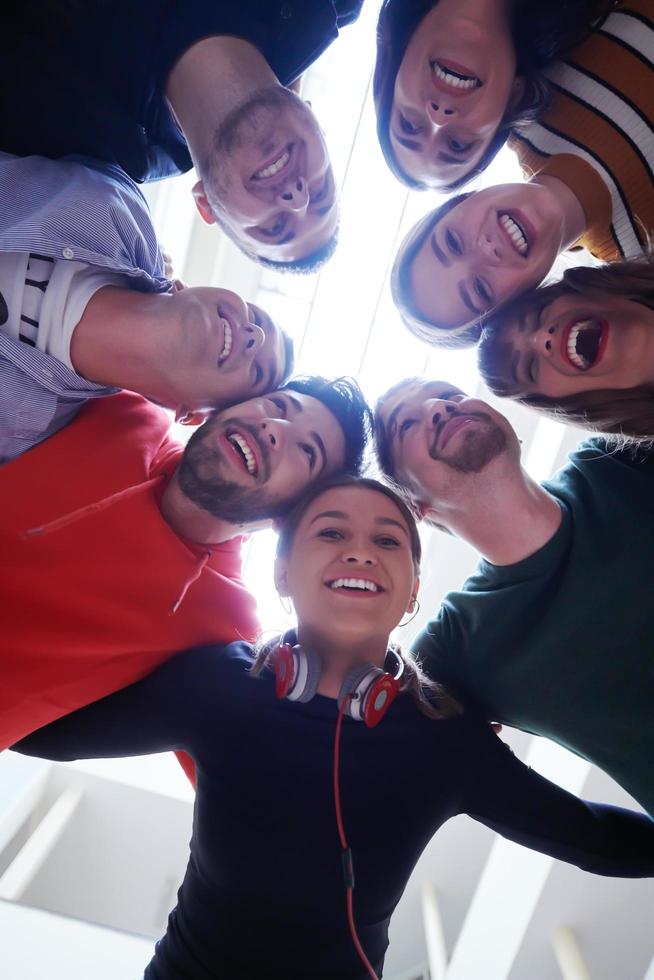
[1,1,364,182]
[14,643,654,979]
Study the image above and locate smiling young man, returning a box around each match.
[374,377,654,816]
[0,375,370,753]
[0,152,293,463]
[1,3,360,269]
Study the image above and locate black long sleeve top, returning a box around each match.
[13,643,654,979]
[0,1,364,181]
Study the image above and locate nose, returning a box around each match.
[478,228,502,264]
[244,322,265,356]
[422,398,457,428]
[531,322,557,357]
[259,418,287,452]
[343,541,376,566]
[276,176,309,215]
[425,99,457,127]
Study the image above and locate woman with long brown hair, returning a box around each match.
[478,253,654,442]
[13,477,654,979]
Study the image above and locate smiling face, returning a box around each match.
[491,292,654,399]
[276,486,418,646]
[406,184,563,330]
[162,287,288,409]
[195,88,338,264]
[178,389,347,524]
[391,2,521,187]
[377,379,516,505]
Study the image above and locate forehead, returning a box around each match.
[381,379,465,425]
[300,486,409,530]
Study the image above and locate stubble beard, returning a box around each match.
[209,87,310,198]
[429,416,507,473]
[178,418,291,525]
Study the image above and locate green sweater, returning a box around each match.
[412,439,654,816]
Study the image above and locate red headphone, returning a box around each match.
[273,633,404,728]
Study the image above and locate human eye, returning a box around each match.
[318,527,342,540]
[400,113,423,136]
[399,418,415,439]
[252,361,264,387]
[445,228,463,256]
[310,174,329,205]
[376,534,401,548]
[300,442,316,471]
[527,354,538,384]
[474,276,493,306]
[267,395,287,416]
[261,215,287,238]
[447,135,474,154]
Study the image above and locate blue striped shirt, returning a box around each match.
[0,152,171,463]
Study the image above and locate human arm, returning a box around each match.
[462,720,654,877]
[11,646,237,763]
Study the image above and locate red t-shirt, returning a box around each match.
[0,391,260,751]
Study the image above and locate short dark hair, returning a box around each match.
[373,0,609,191]
[478,252,654,443]
[391,193,484,349]
[281,375,372,477]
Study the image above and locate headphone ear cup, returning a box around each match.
[291,645,322,702]
[338,664,381,723]
[274,643,322,702]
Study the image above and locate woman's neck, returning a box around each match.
[295,624,390,699]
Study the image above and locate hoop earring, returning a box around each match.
[398,598,420,628]
[278,594,293,616]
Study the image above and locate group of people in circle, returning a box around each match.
[1,1,653,978]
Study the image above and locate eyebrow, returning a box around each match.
[430,233,450,268]
[437,152,470,166]
[394,134,422,151]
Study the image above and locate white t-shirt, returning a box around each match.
[0,252,126,370]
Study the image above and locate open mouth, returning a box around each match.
[561,318,608,371]
[327,577,382,595]
[499,212,529,257]
[225,430,258,476]
[217,315,233,366]
[431,59,481,92]
[251,144,293,183]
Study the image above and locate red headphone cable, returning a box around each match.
[333,696,380,980]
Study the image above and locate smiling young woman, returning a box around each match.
[478,253,654,441]
[374,0,609,190]
[13,476,654,979]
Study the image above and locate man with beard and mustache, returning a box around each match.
[0,376,370,758]
[374,378,654,817]
[0,2,360,270]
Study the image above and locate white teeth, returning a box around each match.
[433,62,478,90]
[218,319,232,364]
[567,323,591,370]
[329,578,379,593]
[499,213,528,255]
[228,433,257,475]
[254,149,290,180]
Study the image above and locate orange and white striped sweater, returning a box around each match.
[509,0,653,261]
